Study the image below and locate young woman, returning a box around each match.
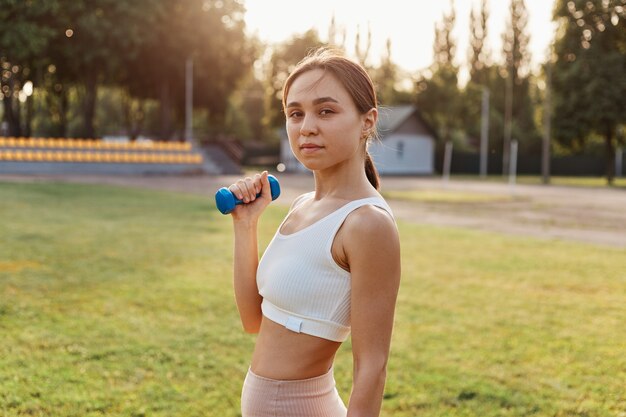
[226,48,401,417]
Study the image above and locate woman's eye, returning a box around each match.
[320,109,334,116]
[288,111,303,118]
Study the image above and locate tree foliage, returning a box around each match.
[415,0,461,147]
[468,0,491,85]
[0,0,255,140]
[552,0,626,183]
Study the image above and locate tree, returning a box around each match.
[354,23,373,68]
[0,0,60,136]
[552,0,626,184]
[415,0,462,149]
[460,0,492,149]
[1,0,254,140]
[327,14,347,51]
[122,0,254,140]
[501,0,539,173]
[372,39,401,105]
[468,0,491,86]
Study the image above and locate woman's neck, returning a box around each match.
[312,158,375,201]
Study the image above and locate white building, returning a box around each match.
[280,105,437,175]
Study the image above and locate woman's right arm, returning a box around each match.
[229,171,273,333]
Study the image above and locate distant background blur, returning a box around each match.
[0,0,624,182]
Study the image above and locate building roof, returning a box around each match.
[377,104,438,140]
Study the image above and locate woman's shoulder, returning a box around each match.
[342,199,397,241]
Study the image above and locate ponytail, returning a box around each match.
[364,151,380,190]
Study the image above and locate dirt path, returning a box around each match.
[2,173,625,248]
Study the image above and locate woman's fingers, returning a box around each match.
[260,171,271,198]
[227,174,267,204]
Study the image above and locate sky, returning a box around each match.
[242,0,557,85]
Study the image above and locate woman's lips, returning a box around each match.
[300,144,324,154]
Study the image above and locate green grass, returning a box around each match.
[1,181,625,417]
[451,174,626,188]
[381,190,521,204]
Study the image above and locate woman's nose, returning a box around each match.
[300,114,318,136]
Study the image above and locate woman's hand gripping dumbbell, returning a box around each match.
[215,172,280,215]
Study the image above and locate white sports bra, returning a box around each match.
[256,192,394,342]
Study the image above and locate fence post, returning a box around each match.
[509,140,518,191]
[616,147,623,178]
[442,141,453,185]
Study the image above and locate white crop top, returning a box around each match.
[256,192,394,342]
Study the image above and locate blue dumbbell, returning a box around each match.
[215,174,281,214]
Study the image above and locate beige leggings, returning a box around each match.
[240,367,347,417]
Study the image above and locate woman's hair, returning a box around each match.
[282,47,381,190]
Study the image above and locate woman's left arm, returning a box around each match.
[342,206,401,417]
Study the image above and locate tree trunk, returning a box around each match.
[82,72,98,139]
[14,91,22,137]
[160,80,172,140]
[2,95,15,136]
[605,126,615,185]
[59,88,68,138]
[3,81,21,137]
[24,93,33,137]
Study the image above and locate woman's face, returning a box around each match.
[284,69,373,172]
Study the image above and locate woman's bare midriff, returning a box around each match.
[250,316,342,380]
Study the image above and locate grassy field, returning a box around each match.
[450,175,626,188]
[381,190,521,204]
[1,181,625,417]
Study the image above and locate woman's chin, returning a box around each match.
[295,157,325,171]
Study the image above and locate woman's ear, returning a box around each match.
[363,108,378,131]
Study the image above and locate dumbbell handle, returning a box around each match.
[215,174,280,214]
